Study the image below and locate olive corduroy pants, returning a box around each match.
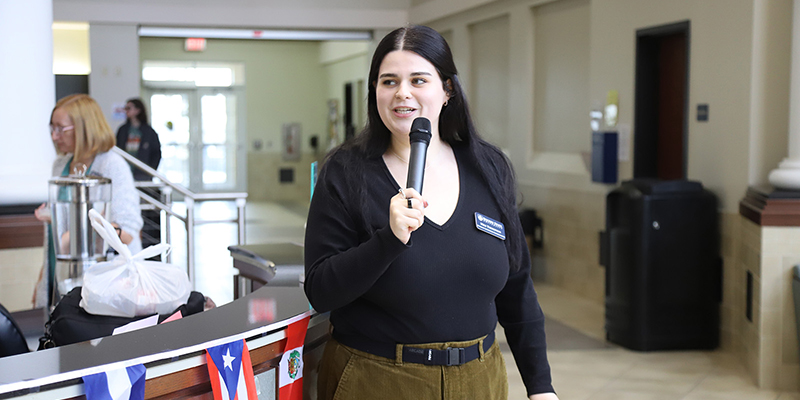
[317,335,508,400]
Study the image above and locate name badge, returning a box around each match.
[475,212,506,240]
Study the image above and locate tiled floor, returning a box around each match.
[508,284,800,399]
[181,200,800,399]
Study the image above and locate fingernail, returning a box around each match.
[424,201,429,208]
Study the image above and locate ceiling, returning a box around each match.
[54,0,412,11]
[52,0,417,30]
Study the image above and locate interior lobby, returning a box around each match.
[3,0,800,398]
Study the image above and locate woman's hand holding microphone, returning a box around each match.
[390,188,427,244]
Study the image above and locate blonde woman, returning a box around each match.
[34,94,143,307]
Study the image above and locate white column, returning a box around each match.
[0,0,56,205]
[770,0,800,189]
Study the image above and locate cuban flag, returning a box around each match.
[278,315,310,400]
[205,339,257,400]
[82,364,146,400]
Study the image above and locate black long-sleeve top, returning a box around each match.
[116,122,161,181]
[304,144,554,395]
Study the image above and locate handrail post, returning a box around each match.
[185,197,195,289]
[162,186,173,264]
[235,198,246,245]
[115,147,249,287]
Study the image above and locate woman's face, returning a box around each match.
[50,107,75,154]
[375,50,449,144]
[125,102,140,120]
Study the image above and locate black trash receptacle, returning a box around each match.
[602,179,722,351]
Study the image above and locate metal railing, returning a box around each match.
[111,147,247,286]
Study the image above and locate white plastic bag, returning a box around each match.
[80,209,191,318]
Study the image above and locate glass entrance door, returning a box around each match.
[147,89,244,193]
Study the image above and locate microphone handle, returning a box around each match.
[406,141,429,194]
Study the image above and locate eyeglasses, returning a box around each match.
[50,125,74,135]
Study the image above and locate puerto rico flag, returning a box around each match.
[278,315,310,400]
[205,339,257,400]
[82,364,146,400]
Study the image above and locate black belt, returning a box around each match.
[333,331,495,367]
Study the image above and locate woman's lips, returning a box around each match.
[393,107,416,117]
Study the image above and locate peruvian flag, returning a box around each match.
[278,314,311,400]
[205,339,257,400]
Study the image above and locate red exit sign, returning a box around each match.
[184,38,207,52]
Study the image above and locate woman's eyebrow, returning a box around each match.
[378,71,433,79]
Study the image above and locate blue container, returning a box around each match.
[592,131,618,184]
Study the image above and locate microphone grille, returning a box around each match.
[411,117,431,134]
[409,117,432,144]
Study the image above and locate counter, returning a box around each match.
[0,283,328,399]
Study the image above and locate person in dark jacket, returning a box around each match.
[116,98,161,181]
[116,98,162,252]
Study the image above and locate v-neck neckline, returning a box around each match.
[380,146,463,231]
[62,155,94,176]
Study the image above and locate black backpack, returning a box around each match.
[39,287,205,349]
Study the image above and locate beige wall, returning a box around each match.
[0,248,44,312]
[90,24,140,127]
[533,0,590,155]
[519,184,606,303]
[247,153,319,203]
[737,219,800,391]
[749,0,792,187]
[469,14,510,151]
[321,41,370,147]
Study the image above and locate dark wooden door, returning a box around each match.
[634,21,690,180]
[656,33,687,180]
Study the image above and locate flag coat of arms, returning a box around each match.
[82,364,146,400]
[278,315,310,400]
[205,339,258,400]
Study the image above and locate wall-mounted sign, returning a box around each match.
[282,123,301,161]
[697,104,709,122]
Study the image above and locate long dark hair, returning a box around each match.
[126,98,148,126]
[326,25,523,271]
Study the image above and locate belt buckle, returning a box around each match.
[445,347,465,366]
